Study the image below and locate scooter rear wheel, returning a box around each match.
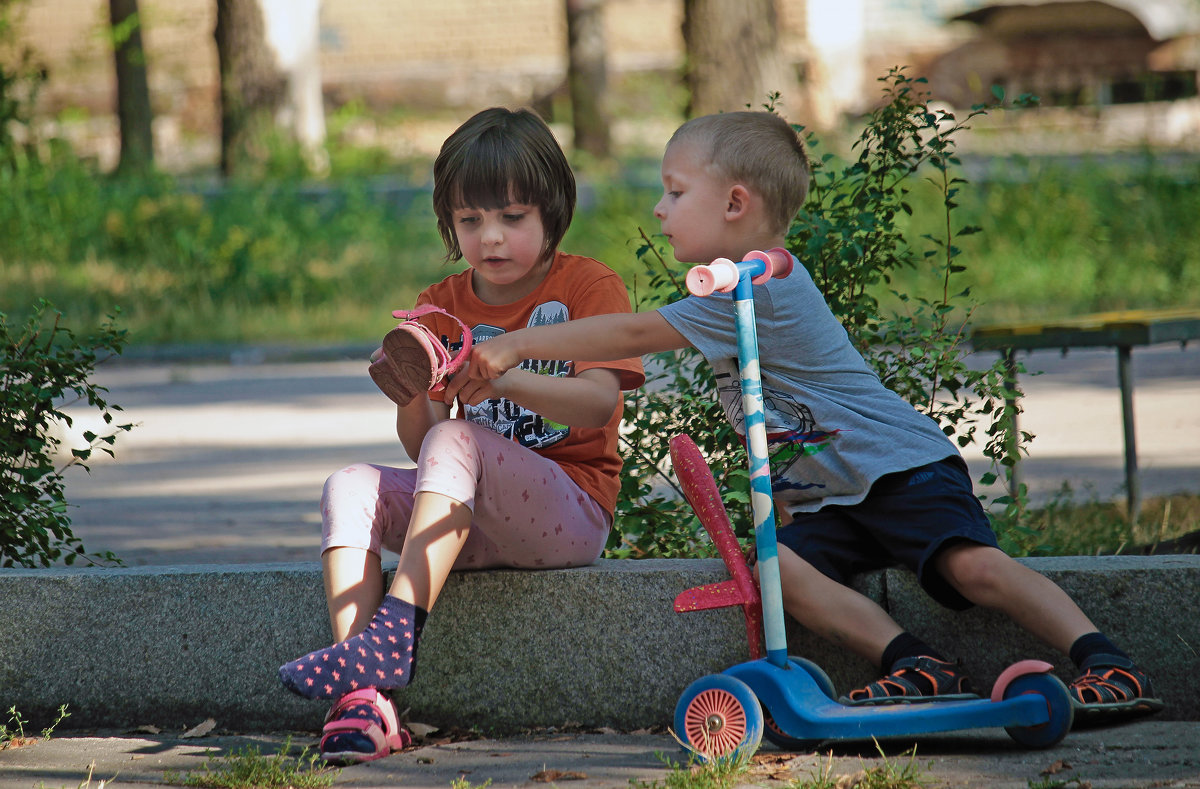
[761,657,836,751]
[675,674,764,765]
[1002,672,1074,748]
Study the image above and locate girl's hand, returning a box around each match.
[442,366,509,406]
[469,336,522,380]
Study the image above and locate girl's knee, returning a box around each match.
[322,462,381,507]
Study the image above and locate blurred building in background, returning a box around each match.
[11,0,1200,168]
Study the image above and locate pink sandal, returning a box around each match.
[320,688,412,765]
[368,305,473,406]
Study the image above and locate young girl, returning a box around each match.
[278,107,644,764]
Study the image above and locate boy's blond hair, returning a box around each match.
[668,111,811,236]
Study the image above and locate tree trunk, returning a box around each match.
[682,0,790,117]
[214,0,286,177]
[565,0,611,160]
[109,0,154,174]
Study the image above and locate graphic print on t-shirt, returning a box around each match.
[454,301,573,450]
[715,370,841,494]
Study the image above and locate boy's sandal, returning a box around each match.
[840,656,980,706]
[1069,653,1165,723]
[320,687,412,765]
[369,305,473,406]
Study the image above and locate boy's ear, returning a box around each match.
[726,184,751,220]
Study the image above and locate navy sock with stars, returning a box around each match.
[280,595,427,700]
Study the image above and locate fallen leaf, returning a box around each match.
[407,722,440,739]
[1041,759,1073,775]
[131,725,160,735]
[532,769,587,782]
[180,719,216,739]
[417,757,435,764]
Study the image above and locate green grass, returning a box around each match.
[2,146,1197,348]
[163,736,339,789]
[1007,490,1200,557]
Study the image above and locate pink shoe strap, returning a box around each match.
[391,305,474,379]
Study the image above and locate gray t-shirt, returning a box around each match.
[658,264,957,514]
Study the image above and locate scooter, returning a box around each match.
[669,248,1074,762]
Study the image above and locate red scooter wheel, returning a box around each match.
[675,674,764,765]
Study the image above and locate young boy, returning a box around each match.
[452,110,1162,721]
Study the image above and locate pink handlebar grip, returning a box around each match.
[685,257,740,296]
[745,248,795,284]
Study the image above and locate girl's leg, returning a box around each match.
[282,421,607,700]
[324,547,384,642]
[319,462,420,641]
[387,491,471,611]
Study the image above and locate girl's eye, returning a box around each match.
[503,212,525,222]
[456,215,478,225]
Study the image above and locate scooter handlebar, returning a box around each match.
[685,247,794,296]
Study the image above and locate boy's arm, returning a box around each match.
[468,310,689,380]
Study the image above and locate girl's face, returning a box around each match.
[452,202,551,304]
[653,140,734,264]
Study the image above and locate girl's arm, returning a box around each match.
[449,367,621,429]
[469,310,688,381]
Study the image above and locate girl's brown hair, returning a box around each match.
[432,107,576,263]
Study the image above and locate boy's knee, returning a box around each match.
[935,543,1015,598]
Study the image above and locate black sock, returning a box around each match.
[1069,632,1129,670]
[881,632,946,672]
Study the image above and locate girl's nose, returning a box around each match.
[652,197,666,220]
[481,218,504,245]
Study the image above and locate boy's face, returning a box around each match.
[653,141,735,264]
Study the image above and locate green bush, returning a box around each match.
[0,301,131,567]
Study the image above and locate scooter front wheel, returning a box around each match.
[1002,672,1074,748]
[675,674,764,765]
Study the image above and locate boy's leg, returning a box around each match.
[937,543,1163,719]
[776,544,901,662]
[775,545,976,704]
[934,543,1095,653]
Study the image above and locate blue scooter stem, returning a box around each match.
[730,260,788,668]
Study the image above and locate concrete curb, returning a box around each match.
[1,556,1196,733]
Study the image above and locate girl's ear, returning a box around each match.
[726,184,751,220]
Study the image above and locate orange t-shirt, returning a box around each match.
[414,252,645,515]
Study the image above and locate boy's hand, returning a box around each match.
[469,335,522,380]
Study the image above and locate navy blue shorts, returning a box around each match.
[776,455,998,611]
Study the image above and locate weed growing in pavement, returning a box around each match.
[163,736,339,789]
[630,747,752,789]
[1,704,70,749]
[34,759,118,789]
[449,778,493,789]
[787,744,933,789]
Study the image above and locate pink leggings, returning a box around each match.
[320,420,611,569]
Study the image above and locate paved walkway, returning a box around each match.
[56,343,1200,566]
[4,723,1200,789]
[20,343,1200,787]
